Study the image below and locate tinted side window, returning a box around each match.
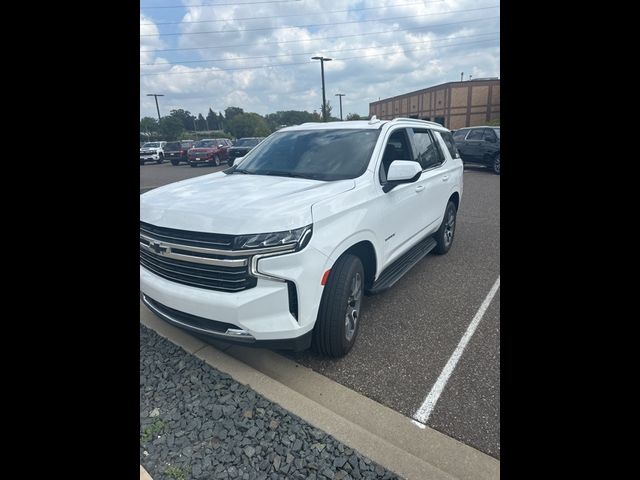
[438,131,460,159]
[482,129,497,141]
[410,129,443,170]
[466,129,483,140]
[452,129,468,140]
[379,128,413,183]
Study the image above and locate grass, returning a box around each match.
[164,466,187,480]
[140,418,166,443]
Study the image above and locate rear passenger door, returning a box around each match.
[407,128,450,234]
[463,128,484,161]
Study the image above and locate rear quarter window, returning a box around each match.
[438,131,460,159]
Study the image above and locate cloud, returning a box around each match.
[140,0,499,118]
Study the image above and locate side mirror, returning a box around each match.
[383,160,422,192]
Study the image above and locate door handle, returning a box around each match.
[415,185,425,192]
[442,175,449,181]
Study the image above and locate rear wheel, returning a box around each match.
[492,154,500,175]
[312,254,364,358]
[433,201,457,255]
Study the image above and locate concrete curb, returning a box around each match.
[141,303,499,479]
[140,465,153,480]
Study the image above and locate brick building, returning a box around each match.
[369,78,500,130]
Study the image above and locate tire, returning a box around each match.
[227,158,234,167]
[312,254,364,358]
[433,201,457,255]
[190,163,198,168]
[170,159,179,166]
[156,153,163,164]
[492,154,500,175]
[214,155,221,167]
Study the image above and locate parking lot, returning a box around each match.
[140,162,500,459]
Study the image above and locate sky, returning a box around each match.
[140,0,499,120]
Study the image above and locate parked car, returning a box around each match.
[140,141,167,165]
[140,117,463,357]
[227,137,265,166]
[452,126,500,174]
[187,138,232,167]
[165,140,194,165]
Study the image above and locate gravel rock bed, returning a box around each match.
[140,325,402,480]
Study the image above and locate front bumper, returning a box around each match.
[140,153,160,161]
[139,244,330,347]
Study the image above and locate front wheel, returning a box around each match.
[156,153,163,164]
[312,254,364,358]
[433,201,457,255]
[492,154,500,175]
[214,155,221,166]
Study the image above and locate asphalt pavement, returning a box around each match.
[140,162,228,193]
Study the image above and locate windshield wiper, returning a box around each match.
[232,168,255,174]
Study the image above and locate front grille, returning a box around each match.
[141,221,234,249]
[140,221,257,292]
[140,247,256,292]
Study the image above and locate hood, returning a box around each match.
[140,172,354,234]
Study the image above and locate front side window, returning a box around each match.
[466,129,484,140]
[410,128,444,170]
[379,128,413,183]
[231,129,381,181]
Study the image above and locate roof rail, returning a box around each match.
[390,117,445,128]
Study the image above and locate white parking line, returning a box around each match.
[413,276,500,425]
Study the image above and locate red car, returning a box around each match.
[187,138,232,167]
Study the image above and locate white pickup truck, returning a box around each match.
[140,117,463,357]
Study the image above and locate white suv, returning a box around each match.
[140,118,463,357]
[140,141,167,165]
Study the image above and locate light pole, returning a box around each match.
[311,56,332,122]
[146,93,164,123]
[335,93,345,121]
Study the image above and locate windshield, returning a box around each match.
[493,128,500,138]
[142,142,160,148]
[180,142,193,148]
[233,129,380,181]
[193,140,215,148]
[165,142,180,150]
[235,138,261,147]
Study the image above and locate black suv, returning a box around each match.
[452,126,500,174]
[227,137,264,166]
[165,140,194,166]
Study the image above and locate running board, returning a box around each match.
[367,236,437,294]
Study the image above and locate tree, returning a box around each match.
[169,109,196,131]
[224,106,244,122]
[159,116,185,140]
[140,117,158,132]
[206,108,220,130]
[320,101,332,121]
[228,112,271,138]
[265,110,318,129]
[197,113,206,131]
[346,113,363,121]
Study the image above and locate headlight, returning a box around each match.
[234,225,312,250]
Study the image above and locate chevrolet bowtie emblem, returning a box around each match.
[148,240,168,255]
